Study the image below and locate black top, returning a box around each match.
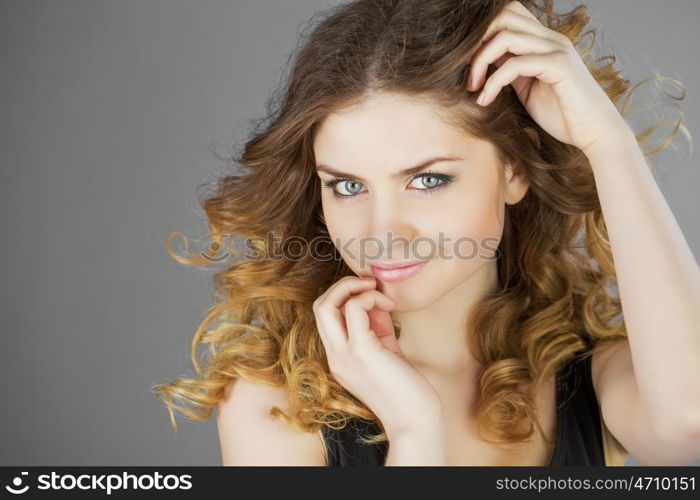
[321,352,605,466]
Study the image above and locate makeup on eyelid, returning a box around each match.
[322,170,456,200]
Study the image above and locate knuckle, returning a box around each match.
[500,7,516,20]
[495,29,512,43]
[344,295,361,309]
[365,289,379,299]
[501,54,516,67]
[554,49,571,63]
[510,1,533,15]
[554,31,571,46]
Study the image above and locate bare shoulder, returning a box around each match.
[216,377,327,466]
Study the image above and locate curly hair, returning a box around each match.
[151,0,691,452]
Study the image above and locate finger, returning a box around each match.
[367,307,403,356]
[466,6,562,66]
[505,0,542,23]
[343,291,396,351]
[314,305,347,352]
[493,52,512,68]
[478,51,569,107]
[314,276,377,349]
[469,30,566,92]
[320,276,377,313]
[367,306,395,340]
[489,52,534,99]
[504,2,571,48]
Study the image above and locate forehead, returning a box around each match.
[313,93,487,173]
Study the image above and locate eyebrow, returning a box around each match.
[315,155,464,182]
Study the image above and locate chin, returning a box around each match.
[376,279,440,312]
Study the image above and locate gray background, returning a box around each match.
[1,0,698,466]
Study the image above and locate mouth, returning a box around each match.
[369,260,430,282]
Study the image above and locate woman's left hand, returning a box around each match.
[466,0,634,158]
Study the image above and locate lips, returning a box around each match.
[371,260,425,270]
[369,260,430,282]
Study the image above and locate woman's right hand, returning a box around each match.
[313,275,443,438]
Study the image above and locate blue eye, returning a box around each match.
[329,179,365,196]
[409,173,444,190]
[322,170,454,200]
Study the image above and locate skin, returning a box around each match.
[307,0,700,464]
[313,91,530,377]
[219,1,700,466]
[464,0,700,463]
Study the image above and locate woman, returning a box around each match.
[153,0,700,466]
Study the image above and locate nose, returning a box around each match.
[362,196,420,263]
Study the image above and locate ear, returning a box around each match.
[504,162,530,205]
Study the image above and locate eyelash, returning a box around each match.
[322,170,455,201]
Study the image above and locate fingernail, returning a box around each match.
[476,91,487,106]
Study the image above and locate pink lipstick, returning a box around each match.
[369,260,430,282]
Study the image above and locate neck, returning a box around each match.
[392,260,499,375]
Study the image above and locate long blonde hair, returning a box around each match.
[152,0,690,448]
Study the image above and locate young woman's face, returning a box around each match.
[313,92,529,311]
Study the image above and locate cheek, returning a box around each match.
[436,185,505,261]
[321,195,346,237]
[319,179,506,277]
[323,205,364,267]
